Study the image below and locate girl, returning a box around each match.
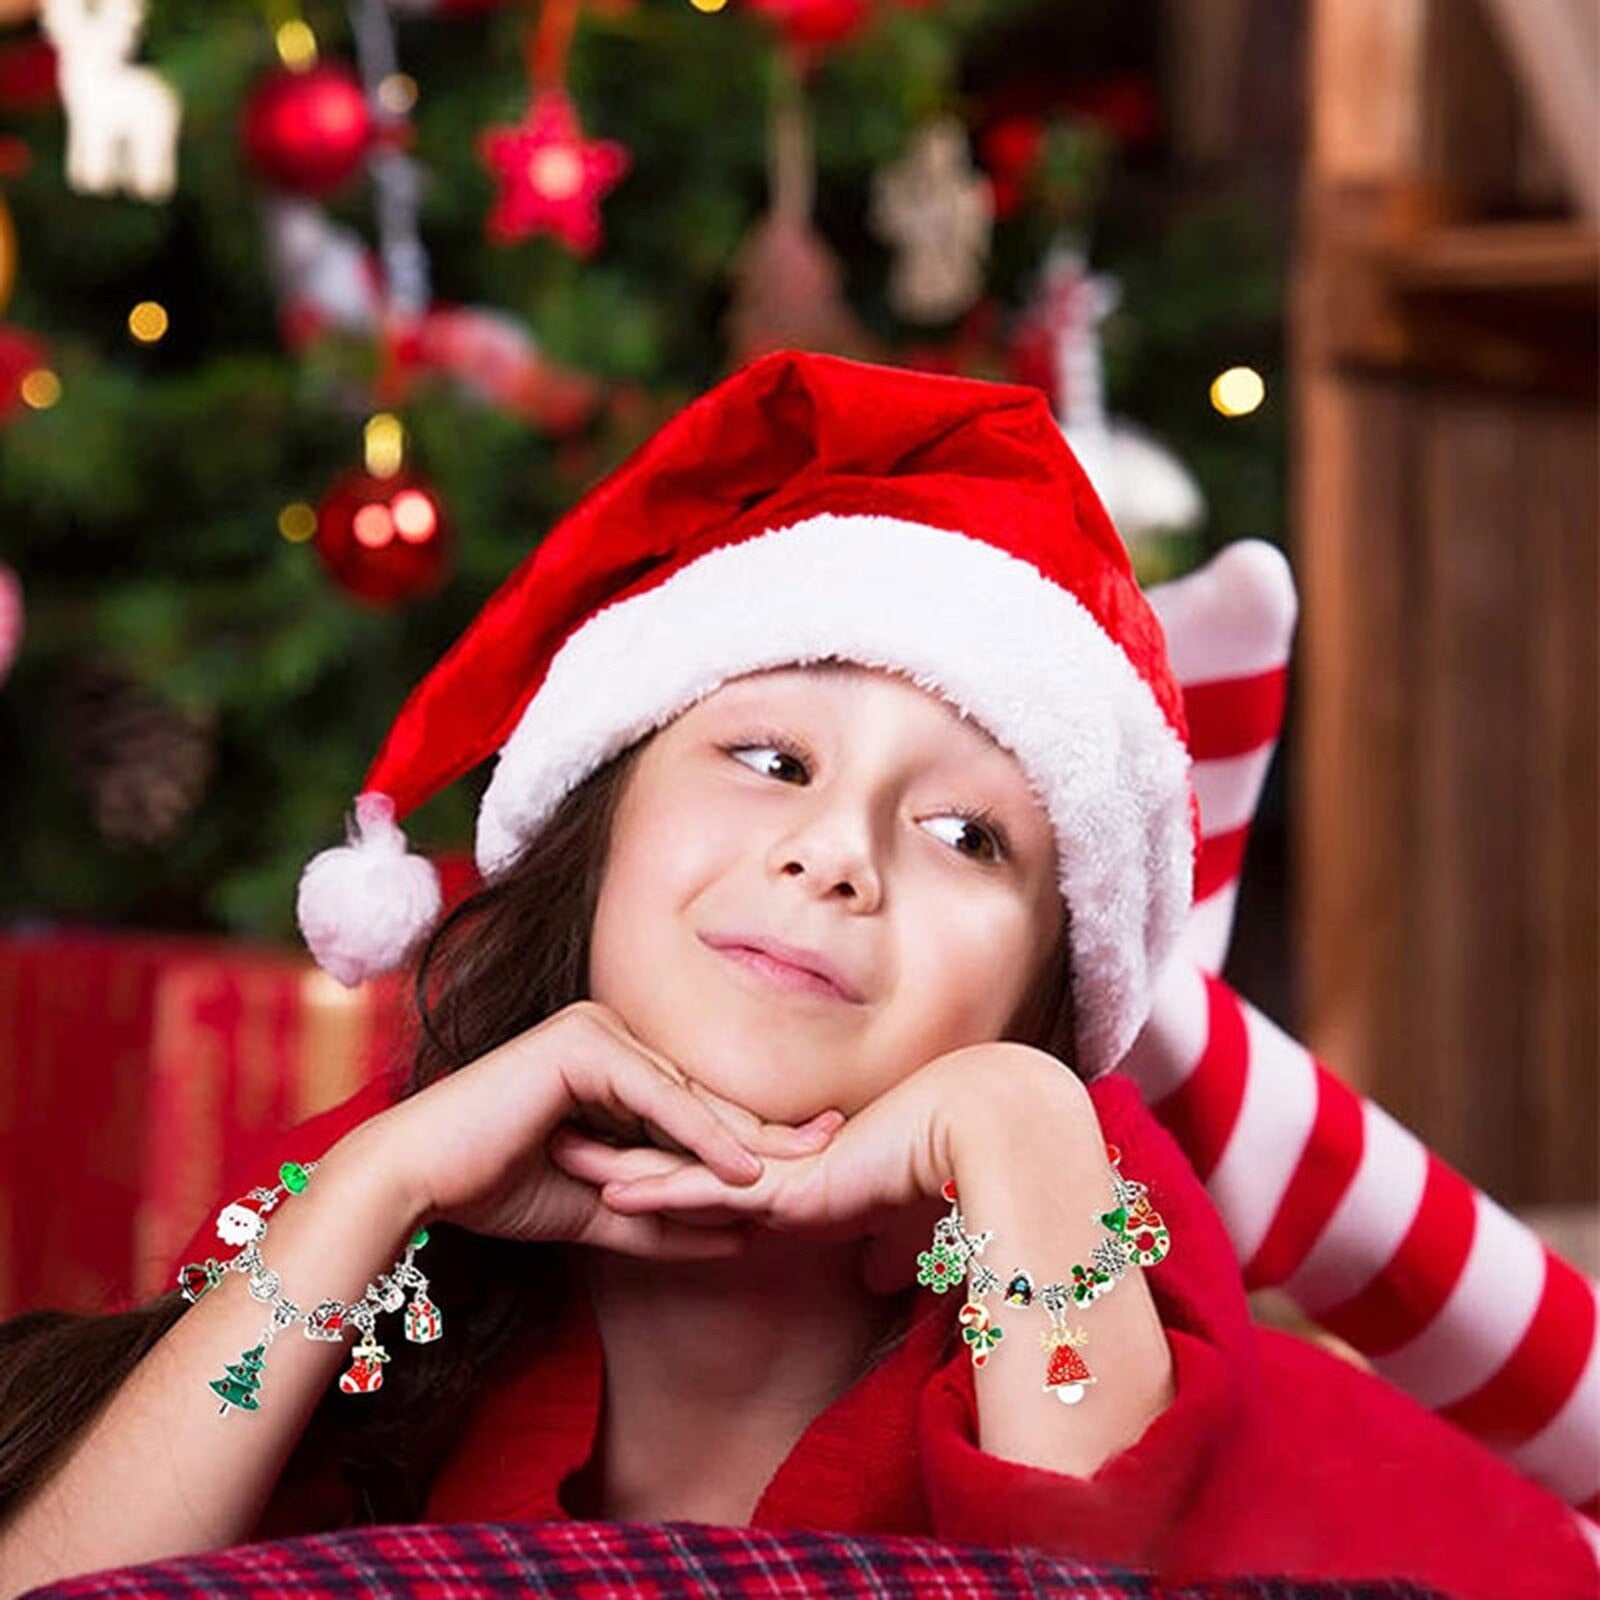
[0,351,1592,1598]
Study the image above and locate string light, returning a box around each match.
[688,0,729,11]
[128,300,169,343]
[363,412,405,478]
[19,369,61,409]
[275,19,318,72]
[1209,366,1265,418]
[277,502,317,542]
[378,73,418,115]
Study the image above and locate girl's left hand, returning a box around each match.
[546,1041,1095,1292]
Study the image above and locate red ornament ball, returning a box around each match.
[314,468,450,607]
[241,64,373,197]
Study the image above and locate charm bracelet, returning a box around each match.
[916,1143,1171,1403]
[177,1159,443,1416]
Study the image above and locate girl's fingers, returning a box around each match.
[574,1050,765,1189]
[687,1081,846,1157]
[602,1164,768,1218]
[547,1126,690,1188]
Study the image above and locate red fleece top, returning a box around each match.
[170,1073,1596,1597]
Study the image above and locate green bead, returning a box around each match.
[279,1162,309,1194]
[1099,1205,1128,1234]
[411,1227,429,1249]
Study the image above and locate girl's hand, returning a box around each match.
[342,999,843,1264]
[546,1040,1092,1291]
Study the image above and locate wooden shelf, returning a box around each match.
[1381,219,1599,299]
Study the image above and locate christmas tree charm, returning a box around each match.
[339,1334,391,1395]
[178,1257,226,1304]
[479,88,629,254]
[210,1344,267,1415]
[405,1291,443,1343]
[1042,1326,1095,1405]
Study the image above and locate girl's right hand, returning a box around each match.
[341,1000,842,1262]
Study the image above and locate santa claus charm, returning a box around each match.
[216,1199,267,1247]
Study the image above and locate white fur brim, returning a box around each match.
[477,513,1193,1076]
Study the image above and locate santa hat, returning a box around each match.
[296,349,1197,1078]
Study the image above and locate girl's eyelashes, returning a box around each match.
[719,732,1011,864]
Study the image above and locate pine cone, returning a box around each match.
[57,664,216,847]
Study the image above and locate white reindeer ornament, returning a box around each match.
[41,0,181,202]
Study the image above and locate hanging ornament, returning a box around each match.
[1010,242,1203,559]
[0,561,23,687]
[869,116,993,325]
[724,54,876,365]
[479,85,629,253]
[314,461,450,608]
[38,0,180,201]
[478,0,628,254]
[241,61,374,198]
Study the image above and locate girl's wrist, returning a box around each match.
[321,1109,437,1236]
[930,1044,1099,1187]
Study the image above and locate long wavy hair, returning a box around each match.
[0,721,1077,1535]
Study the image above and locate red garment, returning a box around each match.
[167,1073,1597,1596]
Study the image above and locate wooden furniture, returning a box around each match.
[1294,0,1598,1205]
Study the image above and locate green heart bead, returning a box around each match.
[411,1228,430,1249]
[280,1162,309,1194]
[1099,1205,1128,1233]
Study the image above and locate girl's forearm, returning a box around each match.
[0,1120,426,1599]
[941,1081,1175,1479]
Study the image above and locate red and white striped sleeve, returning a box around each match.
[1138,541,1600,1523]
[1121,960,1600,1524]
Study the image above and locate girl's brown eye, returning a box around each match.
[925,813,1004,863]
[729,744,807,783]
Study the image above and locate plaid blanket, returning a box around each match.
[21,1520,1448,1599]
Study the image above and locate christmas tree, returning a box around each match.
[0,0,1281,941]
[209,1342,265,1414]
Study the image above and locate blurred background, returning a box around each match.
[0,0,1592,1318]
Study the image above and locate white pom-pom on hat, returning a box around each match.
[296,791,441,987]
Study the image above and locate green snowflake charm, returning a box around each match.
[917,1243,966,1293]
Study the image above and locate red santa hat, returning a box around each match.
[296,349,1197,1078]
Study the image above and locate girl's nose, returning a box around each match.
[769,809,884,910]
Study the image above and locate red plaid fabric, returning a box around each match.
[20,1519,1448,1600]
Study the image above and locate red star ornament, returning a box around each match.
[479,88,630,254]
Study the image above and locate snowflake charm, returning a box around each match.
[917,1243,967,1293]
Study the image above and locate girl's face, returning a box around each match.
[587,662,1065,1123]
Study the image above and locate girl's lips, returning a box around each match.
[707,941,859,1003]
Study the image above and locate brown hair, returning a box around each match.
[0,725,1077,1535]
